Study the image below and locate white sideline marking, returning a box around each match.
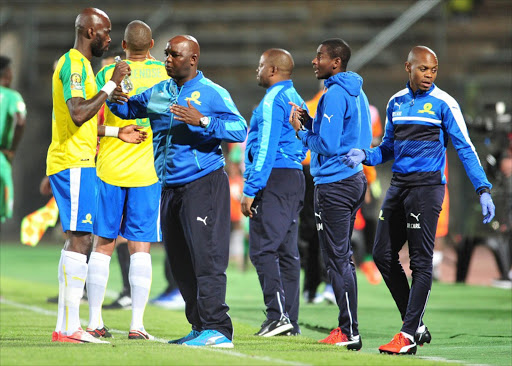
[421,356,489,366]
[0,297,310,366]
[1,297,56,316]
[190,347,311,366]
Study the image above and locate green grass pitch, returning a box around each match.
[1,243,510,365]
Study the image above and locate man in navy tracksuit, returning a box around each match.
[290,39,372,350]
[108,35,247,348]
[241,49,307,337]
[343,46,495,355]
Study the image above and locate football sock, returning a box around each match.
[129,252,152,331]
[417,324,426,333]
[62,250,88,335]
[87,251,111,330]
[432,250,443,267]
[55,250,65,333]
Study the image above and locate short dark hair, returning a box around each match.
[0,55,11,75]
[320,39,351,70]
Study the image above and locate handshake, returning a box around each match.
[341,148,366,168]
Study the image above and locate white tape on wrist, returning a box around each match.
[104,126,119,138]
[101,80,117,97]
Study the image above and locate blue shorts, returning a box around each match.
[94,179,161,242]
[49,167,97,233]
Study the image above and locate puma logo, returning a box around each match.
[205,336,224,345]
[410,212,421,221]
[196,216,208,225]
[394,102,403,109]
[264,101,271,108]
[251,205,259,215]
[314,212,322,219]
[323,114,333,123]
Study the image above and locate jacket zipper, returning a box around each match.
[193,149,201,169]
[163,83,182,186]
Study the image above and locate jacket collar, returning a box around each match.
[266,79,292,93]
[406,81,435,98]
[171,70,204,89]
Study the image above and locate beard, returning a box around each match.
[91,36,107,58]
[170,64,192,81]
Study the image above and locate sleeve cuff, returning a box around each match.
[203,117,213,131]
[477,187,491,196]
[296,129,307,141]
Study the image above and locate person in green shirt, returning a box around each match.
[0,55,26,223]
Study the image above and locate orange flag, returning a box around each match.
[20,197,59,246]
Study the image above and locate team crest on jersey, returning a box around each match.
[136,117,150,127]
[82,213,93,224]
[185,91,202,105]
[70,73,83,90]
[418,103,435,115]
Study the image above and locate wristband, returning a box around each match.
[104,126,119,138]
[100,80,117,97]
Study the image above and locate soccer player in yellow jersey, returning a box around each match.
[47,8,145,344]
[85,20,167,341]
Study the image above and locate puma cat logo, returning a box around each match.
[323,114,333,123]
[410,212,421,221]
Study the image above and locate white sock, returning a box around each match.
[432,250,443,267]
[55,250,65,333]
[86,251,111,330]
[417,324,426,333]
[401,331,414,342]
[229,229,244,257]
[62,250,88,335]
[129,252,152,331]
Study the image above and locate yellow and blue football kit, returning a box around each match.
[96,59,166,187]
[94,59,167,240]
[47,49,98,175]
[47,49,98,233]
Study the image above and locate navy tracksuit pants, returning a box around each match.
[160,168,233,340]
[314,171,367,337]
[373,184,444,336]
[249,168,305,330]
